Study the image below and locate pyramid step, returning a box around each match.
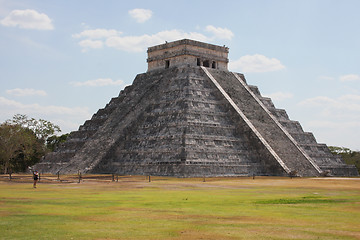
[270,109,290,121]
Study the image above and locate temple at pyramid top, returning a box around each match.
[147,39,229,71]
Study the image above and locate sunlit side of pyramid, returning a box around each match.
[35,39,358,177]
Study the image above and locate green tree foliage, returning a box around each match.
[0,114,61,173]
[328,146,352,154]
[46,133,69,151]
[6,114,60,141]
[329,146,360,174]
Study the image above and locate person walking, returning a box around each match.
[33,171,39,188]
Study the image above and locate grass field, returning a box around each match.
[1,175,359,240]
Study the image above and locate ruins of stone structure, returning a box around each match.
[35,39,358,177]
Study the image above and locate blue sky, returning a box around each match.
[0,0,359,150]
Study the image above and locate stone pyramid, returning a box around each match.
[36,39,358,177]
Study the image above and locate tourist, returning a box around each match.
[33,171,39,188]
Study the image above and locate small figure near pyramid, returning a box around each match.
[35,39,358,177]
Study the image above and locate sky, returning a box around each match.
[0,0,359,150]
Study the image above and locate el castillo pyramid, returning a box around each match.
[36,39,358,177]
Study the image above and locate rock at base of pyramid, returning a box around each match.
[35,39,358,177]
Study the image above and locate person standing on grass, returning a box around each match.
[33,171,39,188]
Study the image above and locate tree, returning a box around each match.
[46,133,69,151]
[329,146,360,174]
[328,146,352,155]
[6,114,60,141]
[0,114,61,173]
[0,124,24,174]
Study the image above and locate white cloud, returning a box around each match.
[298,94,360,113]
[0,9,53,30]
[70,78,124,87]
[106,29,209,52]
[73,26,233,53]
[0,96,90,116]
[0,97,91,134]
[298,94,360,150]
[80,22,90,29]
[339,74,360,82]
[0,96,91,133]
[298,94,360,124]
[78,39,103,51]
[128,8,153,23]
[299,96,335,107]
[306,120,360,129]
[6,88,47,97]
[305,120,360,150]
[229,54,285,73]
[264,92,293,101]
[306,119,360,150]
[51,118,83,134]
[72,29,121,39]
[318,75,335,81]
[205,25,234,40]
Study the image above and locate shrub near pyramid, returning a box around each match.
[35,39,359,177]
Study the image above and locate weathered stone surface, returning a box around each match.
[147,39,229,71]
[35,39,358,177]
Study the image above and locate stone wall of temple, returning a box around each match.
[147,39,228,71]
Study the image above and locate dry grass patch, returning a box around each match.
[0,175,359,239]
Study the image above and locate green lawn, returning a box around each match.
[1,175,359,239]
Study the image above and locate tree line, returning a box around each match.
[328,146,360,174]
[0,114,68,174]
